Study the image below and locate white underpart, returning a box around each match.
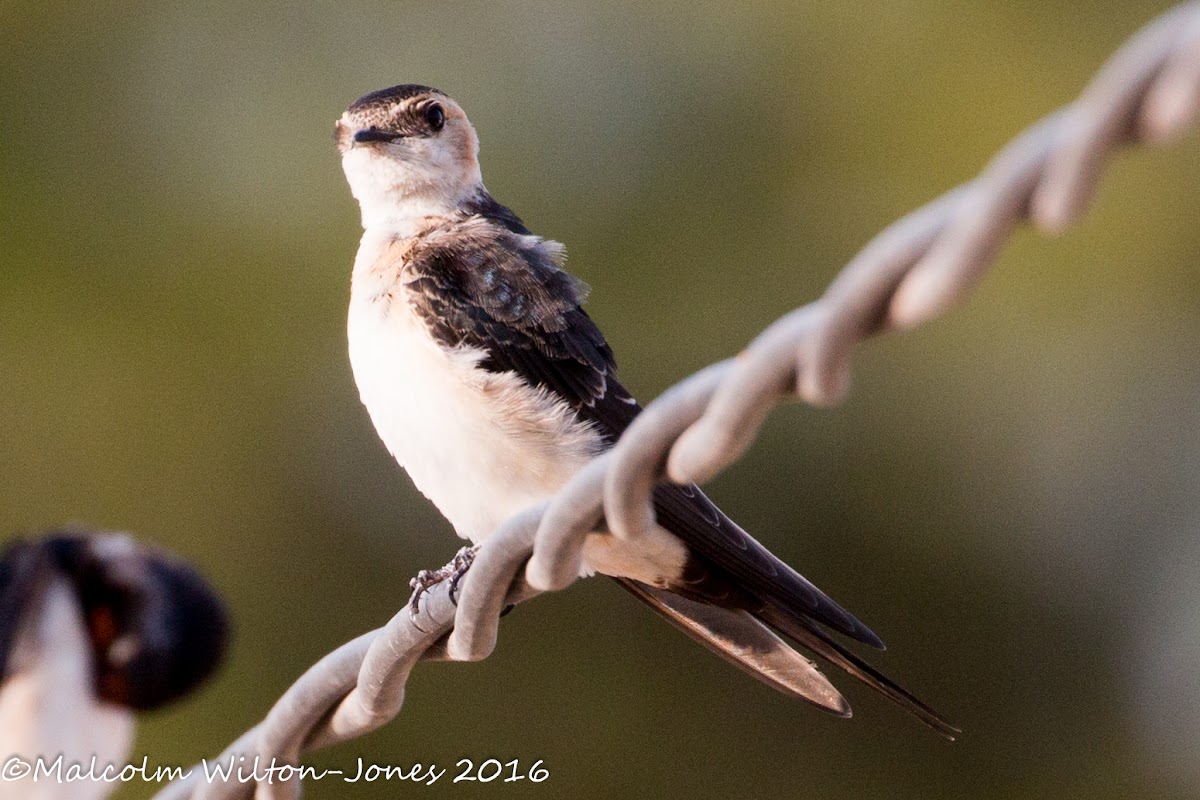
[0,579,133,800]
[347,225,688,587]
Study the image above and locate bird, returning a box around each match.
[335,84,954,737]
[0,528,229,800]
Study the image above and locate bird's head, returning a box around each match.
[335,84,483,230]
[0,529,230,711]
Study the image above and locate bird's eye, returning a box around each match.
[424,103,445,132]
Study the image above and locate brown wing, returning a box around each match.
[404,211,640,440]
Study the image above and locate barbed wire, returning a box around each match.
[155,3,1200,798]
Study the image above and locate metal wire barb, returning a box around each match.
[156,4,1200,798]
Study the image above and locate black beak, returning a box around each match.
[353,128,402,144]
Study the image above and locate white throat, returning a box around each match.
[359,194,455,238]
[341,148,483,234]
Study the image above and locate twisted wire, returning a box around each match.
[154,4,1200,797]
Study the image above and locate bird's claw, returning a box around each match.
[407,545,480,617]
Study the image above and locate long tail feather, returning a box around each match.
[757,605,959,739]
[616,579,850,716]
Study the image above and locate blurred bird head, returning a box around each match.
[0,528,230,712]
[335,84,483,228]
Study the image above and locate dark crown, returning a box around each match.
[348,84,442,113]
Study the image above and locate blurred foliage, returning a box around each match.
[2,1,1199,798]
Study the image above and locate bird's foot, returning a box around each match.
[408,545,480,617]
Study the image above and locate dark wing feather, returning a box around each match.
[405,216,640,439]
[652,482,884,649]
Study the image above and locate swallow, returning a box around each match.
[335,84,954,736]
[0,528,229,797]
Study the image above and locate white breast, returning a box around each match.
[346,228,688,585]
[347,230,603,541]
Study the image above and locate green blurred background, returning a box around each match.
[3,1,1200,797]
